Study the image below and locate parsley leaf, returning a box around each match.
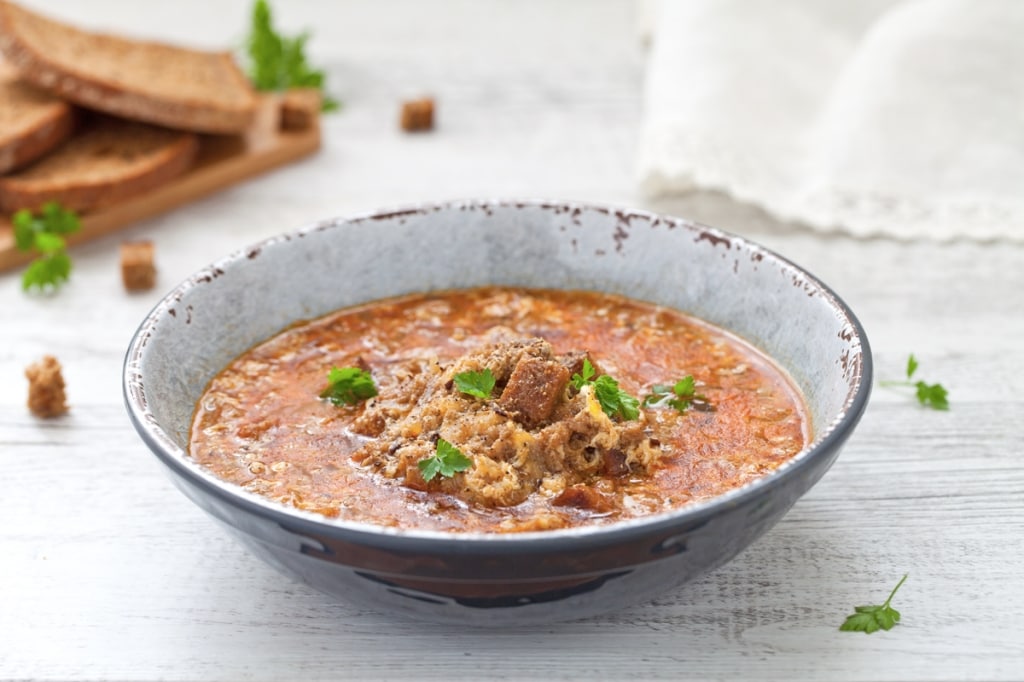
[915,381,949,410]
[570,358,639,421]
[245,0,339,111]
[593,375,640,421]
[880,354,949,410]
[642,375,710,413]
[320,366,377,406]
[13,211,37,251]
[14,202,80,292]
[418,438,473,482]
[906,354,919,379]
[453,368,496,400]
[673,375,695,397]
[22,252,72,291]
[840,574,908,634]
[570,357,596,390]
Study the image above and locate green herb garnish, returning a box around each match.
[320,366,377,406]
[643,375,709,413]
[570,359,639,421]
[570,357,597,390]
[453,368,496,400]
[593,375,640,421]
[418,438,472,482]
[880,354,949,410]
[840,574,908,634]
[246,0,339,111]
[569,356,598,387]
[13,202,80,292]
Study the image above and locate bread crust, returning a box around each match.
[0,116,199,213]
[0,0,257,134]
[0,69,75,174]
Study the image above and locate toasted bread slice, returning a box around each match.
[0,115,198,213]
[0,0,257,133]
[0,63,74,174]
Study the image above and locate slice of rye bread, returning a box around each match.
[0,0,257,134]
[0,115,198,213]
[0,64,74,174]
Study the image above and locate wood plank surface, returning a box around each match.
[1,1,1022,680]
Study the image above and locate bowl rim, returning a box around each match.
[123,198,872,552]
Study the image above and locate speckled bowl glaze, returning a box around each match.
[124,200,870,625]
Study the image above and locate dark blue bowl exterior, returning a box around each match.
[142,415,855,624]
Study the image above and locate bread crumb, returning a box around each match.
[280,88,321,131]
[400,97,434,132]
[121,240,156,291]
[25,355,68,418]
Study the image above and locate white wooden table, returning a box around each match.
[2,1,1022,679]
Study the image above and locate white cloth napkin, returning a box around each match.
[637,0,1024,241]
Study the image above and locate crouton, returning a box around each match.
[400,97,434,132]
[280,88,321,131]
[121,240,156,291]
[25,354,68,417]
[498,355,569,426]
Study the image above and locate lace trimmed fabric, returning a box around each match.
[637,0,1024,241]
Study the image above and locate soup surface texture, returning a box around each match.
[190,287,810,533]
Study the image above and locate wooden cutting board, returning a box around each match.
[0,93,320,273]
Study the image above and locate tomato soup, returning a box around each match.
[190,287,809,533]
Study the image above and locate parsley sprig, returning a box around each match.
[418,438,472,482]
[840,574,908,634]
[642,375,710,413]
[245,0,339,111]
[320,366,377,406]
[453,368,496,400]
[570,358,639,421]
[569,357,597,390]
[13,202,80,292]
[880,354,949,410]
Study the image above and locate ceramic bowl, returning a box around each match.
[124,200,871,625]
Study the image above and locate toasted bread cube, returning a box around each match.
[121,240,156,291]
[400,97,434,132]
[25,355,68,418]
[499,356,569,426]
[280,88,321,131]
